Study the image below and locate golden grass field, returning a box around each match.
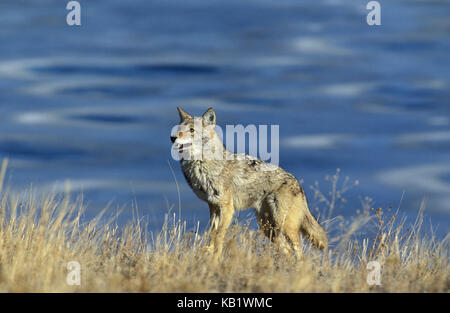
[0,161,448,292]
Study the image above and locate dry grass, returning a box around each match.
[0,162,448,292]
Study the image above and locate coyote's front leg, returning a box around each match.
[206,199,234,256]
[206,203,220,253]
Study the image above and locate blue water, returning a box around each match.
[0,0,449,237]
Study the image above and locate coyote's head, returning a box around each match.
[171,107,221,161]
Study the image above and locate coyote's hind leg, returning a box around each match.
[256,201,292,256]
[255,201,278,242]
[282,224,303,259]
[260,191,304,259]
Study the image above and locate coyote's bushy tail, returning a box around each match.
[300,210,328,250]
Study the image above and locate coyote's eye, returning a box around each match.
[190,128,195,133]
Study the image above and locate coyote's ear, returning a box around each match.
[202,107,216,126]
[177,106,192,122]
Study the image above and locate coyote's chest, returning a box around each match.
[180,160,221,204]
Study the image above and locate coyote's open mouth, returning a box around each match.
[174,142,192,152]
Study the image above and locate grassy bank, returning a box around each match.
[0,162,448,292]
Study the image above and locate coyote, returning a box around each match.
[171,107,327,258]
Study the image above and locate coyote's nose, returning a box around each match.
[170,136,177,143]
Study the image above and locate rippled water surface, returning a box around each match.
[0,0,449,236]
